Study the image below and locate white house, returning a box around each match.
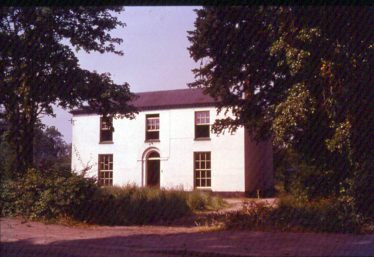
[71,88,273,195]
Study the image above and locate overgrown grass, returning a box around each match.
[79,185,190,225]
[224,195,369,233]
[0,169,224,225]
[81,185,225,225]
[186,190,225,211]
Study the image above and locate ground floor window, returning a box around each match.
[98,154,113,186]
[194,152,211,188]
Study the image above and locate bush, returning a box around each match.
[81,186,191,225]
[187,190,224,211]
[1,169,97,220]
[349,163,374,218]
[1,169,223,225]
[225,196,364,233]
[275,196,362,233]
[289,164,343,200]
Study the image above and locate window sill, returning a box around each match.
[194,187,212,191]
[145,139,160,143]
[99,141,114,144]
[194,137,211,141]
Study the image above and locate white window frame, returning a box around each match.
[146,116,160,132]
[195,111,210,139]
[194,152,211,189]
[100,117,113,142]
[145,114,160,141]
[98,154,113,186]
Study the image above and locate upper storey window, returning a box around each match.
[195,111,210,139]
[146,114,160,141]
[100,117,113,143]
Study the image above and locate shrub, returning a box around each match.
[81,186,192,225]
[274,196,362,233]
[1,169,97,220]
[1,170,224,225]
[349,163,374,218]
[187,190,224,211]
[81,187,224,225]
[289,163,342,200]
[225,196,364,233]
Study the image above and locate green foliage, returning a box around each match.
[225,196,364,233]
[33,125,71,173]
[187,190,224,211]
[78,186,224,225]
[276,196,363,233]
[0,125,71,179]
[273,83,316,147]
[1,169,97,220]
[290,164,341,199]
[80,186,191,225]
[273,147,344,199]
[0,7,137,173]
[188,7,281,138]
[189,6,374,218]
[0,137,13,180]
[346,163,374,218]
[1,170,223,225]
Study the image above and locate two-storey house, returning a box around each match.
[71,88,273,194]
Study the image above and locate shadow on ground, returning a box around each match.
[2,227,374,257]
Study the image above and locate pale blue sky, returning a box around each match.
[42,7,200,143]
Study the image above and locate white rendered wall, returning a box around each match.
[71,107,246,192]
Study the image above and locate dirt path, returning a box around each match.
[1,217,373,257]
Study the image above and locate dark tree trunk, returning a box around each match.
[22,117,35,172]
[4,88,37,176]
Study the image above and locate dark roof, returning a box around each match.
[133,88,217,110]
[71,88,217,115]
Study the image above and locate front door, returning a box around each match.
[146,151,160,188]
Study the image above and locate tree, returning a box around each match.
[0,123,71,179]
[0,7,137,175]
[33,125,71,171]
[188,7,374,211]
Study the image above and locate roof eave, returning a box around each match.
[70,102,218,115]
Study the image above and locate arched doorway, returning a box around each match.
[146,151,160,188]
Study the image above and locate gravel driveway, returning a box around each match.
[1,217,374,257]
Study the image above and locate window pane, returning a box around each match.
[147,118,160,130]
[100,117,113,142]
[146,131,159,140]
[146,114,160,140]
[195,111,210,125]
[195,125,210,138]
[194,152,211,188]
[98,154,113,186]
[100,130,113,142]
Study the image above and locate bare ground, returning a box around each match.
[1,199,373,257]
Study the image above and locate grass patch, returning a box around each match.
[224,195,370,234]
[1,169,224,225]
[186,190,225,211]
[80,185,191,225]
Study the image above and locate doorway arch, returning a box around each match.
[145,151,160,188]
